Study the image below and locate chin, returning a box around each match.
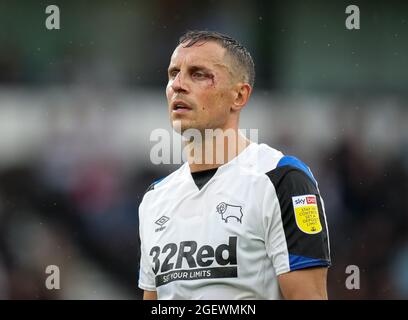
[172,119,191,133]
[172,119,204,135]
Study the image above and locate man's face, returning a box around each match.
[166,41,236,134]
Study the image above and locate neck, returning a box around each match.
[185,127,251,173]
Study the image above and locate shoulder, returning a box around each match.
[250,143,317,184]
[241,145,320,200]
[266,155,318,190]
[241,143,318,188]
[144,176,165,194]
[243,143,284,173]
[141,163,188,201]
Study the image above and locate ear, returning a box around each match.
[231,83,252,112]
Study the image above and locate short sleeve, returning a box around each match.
[264,156,331,275]
[137,196,157,291]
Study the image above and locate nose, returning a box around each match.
[170,72,188,93]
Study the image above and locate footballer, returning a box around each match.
[138,30,331,300]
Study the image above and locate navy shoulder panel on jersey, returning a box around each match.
[267,157,331,271]
[276,155,317,186]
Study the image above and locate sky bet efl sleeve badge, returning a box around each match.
[292,194,322,234]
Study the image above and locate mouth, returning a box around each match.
[171,100,192,114]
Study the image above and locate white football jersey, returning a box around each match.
[138,143,330,299]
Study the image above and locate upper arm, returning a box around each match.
[143,290,158,300]
[278,267,328,300]
[264,157,331,284]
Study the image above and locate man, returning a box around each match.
[138,30,331,300]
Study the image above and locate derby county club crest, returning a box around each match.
[216,202,243,223]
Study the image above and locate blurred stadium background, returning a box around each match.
[0,0,407,299]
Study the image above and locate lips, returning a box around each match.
[171,100,192,113]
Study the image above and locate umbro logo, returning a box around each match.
[155,215,170,232]
[216,202,243,223]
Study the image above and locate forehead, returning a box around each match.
[169,41,227,68]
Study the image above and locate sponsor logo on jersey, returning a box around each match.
[155,215,170,232]
[149,236,238,287]
[292,194,322,234]
[216,202,243,223]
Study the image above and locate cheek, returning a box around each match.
[200,94,227,120]
[166,83,172,98]
[214,90,232,108]
[166,86,175,106]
